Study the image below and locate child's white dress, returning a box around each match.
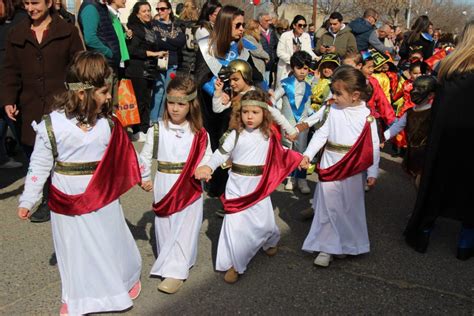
[140,121,211,280]
[302,103,380,255]
[19,111,141,316]
[207,128,280,273]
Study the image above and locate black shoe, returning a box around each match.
[30,201,51,223]
[456,247,474,261]
[406,229,431,253]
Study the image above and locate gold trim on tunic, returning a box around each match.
[54,161,99,175]
[231,163,264,176]
[325,142,352,154]
[157,161,185,174]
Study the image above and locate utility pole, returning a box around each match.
[407,0,412,29]
[312,0,317,25]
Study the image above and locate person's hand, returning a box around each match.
[18,207,30,220]
[327,45,336,53]
[221,92,230,105]
[126,29,133,39]
[295,122,309,132]
[5,104,19,121]
[299,155,310,170]
[140,180,153,192]
[214,78,224,95]
[319,45,327,53]
[367,177,376,188]
[285,133,298,142]
[156,51,168,58]
[195,166,212,182]
[268,89,274,98]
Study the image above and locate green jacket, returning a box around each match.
[317,25,357,58]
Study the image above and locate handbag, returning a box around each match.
[115,79,140,127]
[157,54,169,72]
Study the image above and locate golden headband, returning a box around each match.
[166,91,197,103]
[241,100,269,110]
[65,75,114,91]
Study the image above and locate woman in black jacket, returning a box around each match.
[126,1,167,141]
[399,15,435,61]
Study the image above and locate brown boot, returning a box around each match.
[158,278,183,294]
[224,267,239,284]
[265,246,278,257]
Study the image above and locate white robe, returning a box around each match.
[140,121,211,280]
[301,103,380,255]
[206,129,280,274]
[19,111,141,316]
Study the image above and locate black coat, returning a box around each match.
[259,27,278,72]
[126,21,160,80]
[405,72,474,243]
[399,32,435,60]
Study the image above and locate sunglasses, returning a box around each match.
[235,22,246,29]
[297,23,307,28]
[157,7,169,11]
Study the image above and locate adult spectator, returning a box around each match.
[276,15,317,85]
[257,12,278,86]
[175,0,199,74]
[399,15,435,61]
[0,0,27,169]
[314,19,329,49]
[126,1,166,141]
[274,18,288,39]
[316,11,357,58]
[244,19,269,82]
[195,5,261,197]
[107,0,131,76]
[54,0,74,24]
[308,23,315,48]
[194,0,221,41]
[404,21,474,261]
[149,0,185,124]
[1,0,83,221]
[349,8,395,54]
[78,0,120,70]
[377,24,395,51]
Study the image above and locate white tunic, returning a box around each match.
[206,129,280,274]
[302,103,380,255]
[140,121,211,280]
[19,111,141,316]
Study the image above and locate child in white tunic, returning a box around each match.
[300,65,380,267]
[195,89,302,284]
[17,52,142,316]
[140,75,212,294]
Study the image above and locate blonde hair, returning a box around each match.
[229,89,273,137]
[53,51,113,126]
[438,21,474,80]
[163,74,203,133]
[244,19,260,41]
[179,0,199,21]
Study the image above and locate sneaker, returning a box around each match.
[314,252,333,267]
[0,158,23,169]
[59,303,68,316]
[224,267,239,284]
[30,201,51,223]
[297,179,311,194]
[132,132,146,143]
[284,177,294,191]
[128,280,141,300]
[215,209,226,218]
[264,246,278,257]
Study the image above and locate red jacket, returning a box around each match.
[367,76,395,126]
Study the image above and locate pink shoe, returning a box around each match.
[128,280,141,300]
[59,303,68,316]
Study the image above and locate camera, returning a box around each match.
[217,66,233,95]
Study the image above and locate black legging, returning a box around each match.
[130,77,153,134]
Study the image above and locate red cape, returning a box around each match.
[153,128,208,217]
[48,117,141,216]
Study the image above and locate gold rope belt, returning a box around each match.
[231,163,264,176]
[325,141,352,154]
[157,161,185,174]
[54,161,99,175]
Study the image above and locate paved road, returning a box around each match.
[0,143,473,315]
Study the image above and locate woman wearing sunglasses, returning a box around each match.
[149,0,185,124]
[276,14,317,87]
[195,5,263,199]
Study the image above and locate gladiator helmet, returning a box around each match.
[227,59,253,83]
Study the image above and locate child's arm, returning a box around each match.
[18,123,54,219]
[195,131,236,180]
[138,125,155,191]
[198,133,213,167]
[367,118,381,188]
[297,104,328,131]
[383,113,407,141]
[302,115,330,162]
[212,93,231,113]
[270,87,285,109]
[267,106,298,136]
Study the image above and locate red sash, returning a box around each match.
[317,116,374,182]
[153,128,208,217]
[221,127,302,213]
[48,117,141,216]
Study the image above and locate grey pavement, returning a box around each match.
[0,143,473,315]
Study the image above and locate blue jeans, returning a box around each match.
[150,66,177,123]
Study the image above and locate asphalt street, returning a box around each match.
[0,142,473,315]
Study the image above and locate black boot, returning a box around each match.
[30,199,51,223]
[456,226,474,261]
[406,229,431,253]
